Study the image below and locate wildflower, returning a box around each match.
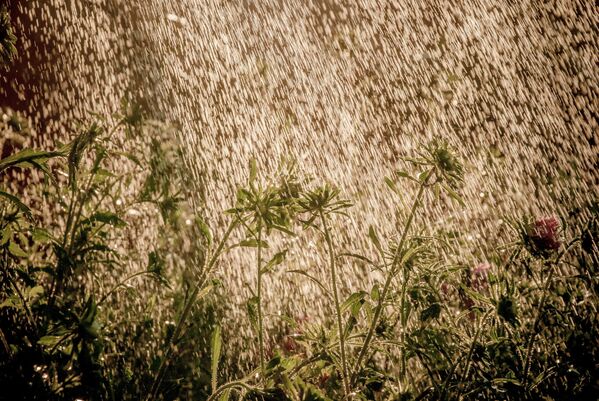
[471,262,491,292]
[440,282,451,298]
[318,372,330,388]
[280,336,299,354]
[526,216,561,256]
[423,139,464,188]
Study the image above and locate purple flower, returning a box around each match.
[526,216,561,256]
[471,262,491,292]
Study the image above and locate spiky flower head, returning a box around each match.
[424,138,464,188]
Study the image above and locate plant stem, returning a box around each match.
[146,220,237,401]
[206,380,253,401]
[522,265,555,386]
[320,210,350,400]
[350,172,430,388]
[97,270,152,305]
[256,226,266,377]
[522,239,577,386]
[452,310,492,400]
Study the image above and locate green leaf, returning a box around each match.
[195,216,212,245]
[371,283,380,302]
[420,303,441,322]
[341,291,367,314]
[27,285,44,299]
[38,335,62,347]
[270,224,295,236]
[441,183,465,206]
[396,170,419,183]
[93,168,115,182]
[368,226,384,254]
[84,212,127,228]
[0,226,12,246]
[196,284,215,302]
[0,148,63,173]
[218,388,231,401]
[0,296,19,309]
[286,270,329,296]
[343,316,358,339]
[8,241,27,258]
[261,249,288,274]
[210,325,222,393]
[32,228,55,244]
[418,169,432,183]
[0,190,32,218]
[384,177,400,195]
[116,151,142,166]
[337,252,374,265]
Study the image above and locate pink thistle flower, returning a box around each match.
[527,216,561,256]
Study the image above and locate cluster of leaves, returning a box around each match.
[1,107,598,401]
[200,140,598,401]
[0,100,215,401]
[0,6,17,64]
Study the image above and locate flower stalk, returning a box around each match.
[320,209,350,399]
[350,169,432,387]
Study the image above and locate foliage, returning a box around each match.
[0,100,597,400]
[2,4,596,399]
[0,6,17,64]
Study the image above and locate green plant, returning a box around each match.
[350,139,465,391]
[0,6,17,64]
[0,102,193,400]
